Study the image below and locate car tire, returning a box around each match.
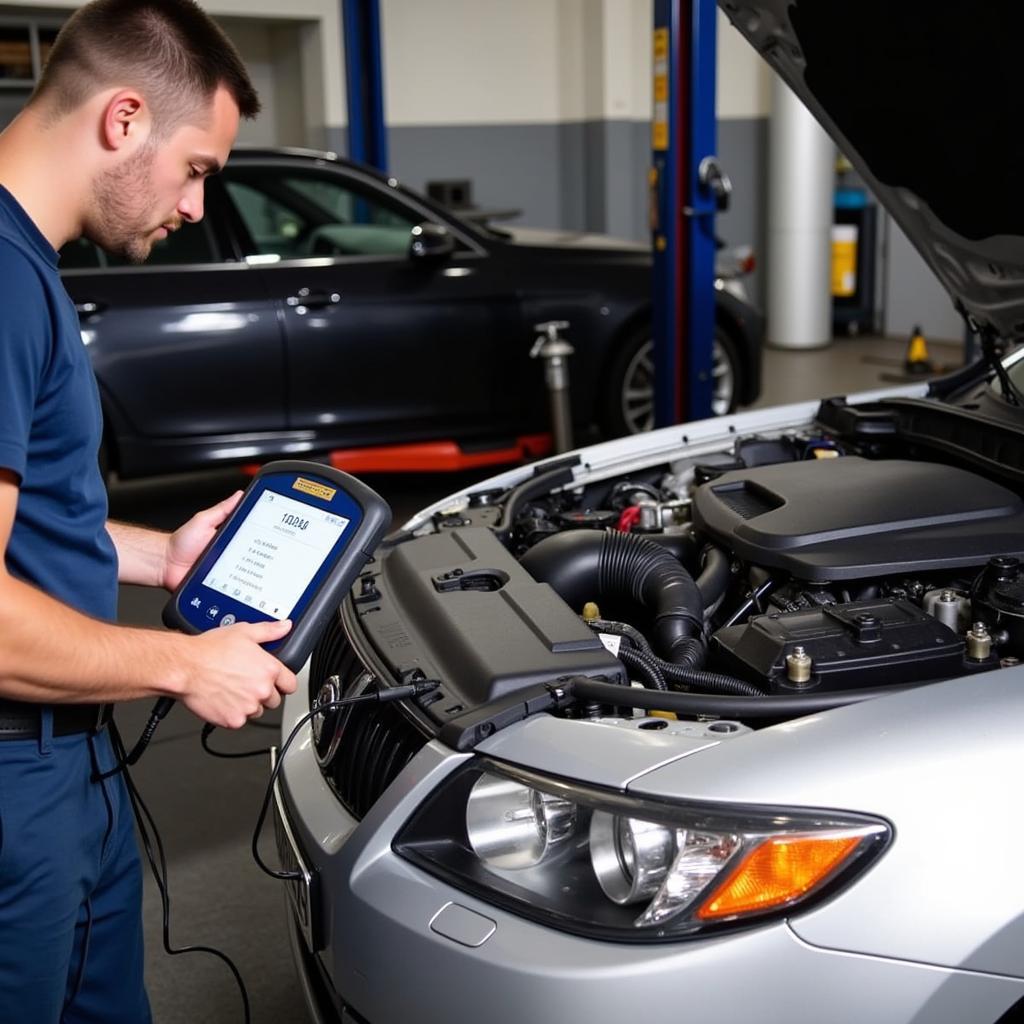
[602,326,743,437]
[710,328,742,416]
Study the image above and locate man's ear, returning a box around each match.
[101,89,150,152]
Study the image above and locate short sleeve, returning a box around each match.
[0,239,50,481]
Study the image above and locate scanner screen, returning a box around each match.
[201,491,348,619]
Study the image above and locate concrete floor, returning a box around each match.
[749,333,962,409]
[110,332,966,1023]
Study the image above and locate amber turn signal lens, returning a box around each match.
[696,833,863,920]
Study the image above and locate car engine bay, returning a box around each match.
[308,397,1024,816]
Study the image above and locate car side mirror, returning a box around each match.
[409,223,455,261]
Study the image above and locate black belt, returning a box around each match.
[0,701,112,739]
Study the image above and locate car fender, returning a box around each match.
[630,668,1024,978]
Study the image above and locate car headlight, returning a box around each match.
[394,760,890,942]
[465,773,578,869]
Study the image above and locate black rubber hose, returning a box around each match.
[695,545,732,608]
[521,530,704,661]
[493,457,581,543]
[567,676,915,720]
[642,530,699,571]
[617,645,667,691]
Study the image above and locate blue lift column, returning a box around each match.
[651,0,719,426]
[342,0,388,171]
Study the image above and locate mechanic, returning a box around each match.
[0,2,297,1021]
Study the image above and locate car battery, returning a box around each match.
[711,598,972,693]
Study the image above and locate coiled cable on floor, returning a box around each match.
[110,720,252,1024]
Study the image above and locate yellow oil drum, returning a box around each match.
[831,223,858,298]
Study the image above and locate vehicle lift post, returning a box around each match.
[651,0,720,426]
[342,0,388,171]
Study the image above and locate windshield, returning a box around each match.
[1004,351,1024,392]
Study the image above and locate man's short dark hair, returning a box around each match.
[32,0,260,130]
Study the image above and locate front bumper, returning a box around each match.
[275,688,1024,1024]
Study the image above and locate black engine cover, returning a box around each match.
[359,528,625,718]
[691,457,1024,581]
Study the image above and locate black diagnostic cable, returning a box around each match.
[108,680,438,1024]
[250,679,440,881]
[94,696,176,780]
[108,719,253,1024]
[200,721,270,760]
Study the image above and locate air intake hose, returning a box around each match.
[520,530,704,661]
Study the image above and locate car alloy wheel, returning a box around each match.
[619,333,738,434]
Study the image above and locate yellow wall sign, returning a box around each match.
[652,27,669,151]
[293,477,337,501]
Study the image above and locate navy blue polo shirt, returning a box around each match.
[0,185,117,620]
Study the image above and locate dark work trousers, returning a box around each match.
[0,713,151,1023]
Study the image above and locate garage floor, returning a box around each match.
[111,333,964,1023]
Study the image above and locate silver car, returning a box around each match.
[273,2,1024,1020]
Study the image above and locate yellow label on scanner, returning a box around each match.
[293,477,336,501]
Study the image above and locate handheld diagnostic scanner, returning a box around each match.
[164,461,391,670]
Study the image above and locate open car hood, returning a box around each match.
[722,0,1024,342]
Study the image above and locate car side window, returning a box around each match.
[223,169,419,259]
[59,237,105,269]
[224,181,309,258]
[58,221,218,269]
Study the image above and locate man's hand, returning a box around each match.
[161,490,242,591]
[2,476,296,716]
[176,618,298,729]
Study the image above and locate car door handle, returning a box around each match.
[286,288,341,311]
[75,301,107,318]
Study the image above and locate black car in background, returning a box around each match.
[60,149,762,480]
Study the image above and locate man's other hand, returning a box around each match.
[161,489,243,591]
[178,618,298,729]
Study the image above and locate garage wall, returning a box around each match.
[0,0,347,150]
[383,2,772,304]
[384,0,653,243]
[209,18,306,148]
